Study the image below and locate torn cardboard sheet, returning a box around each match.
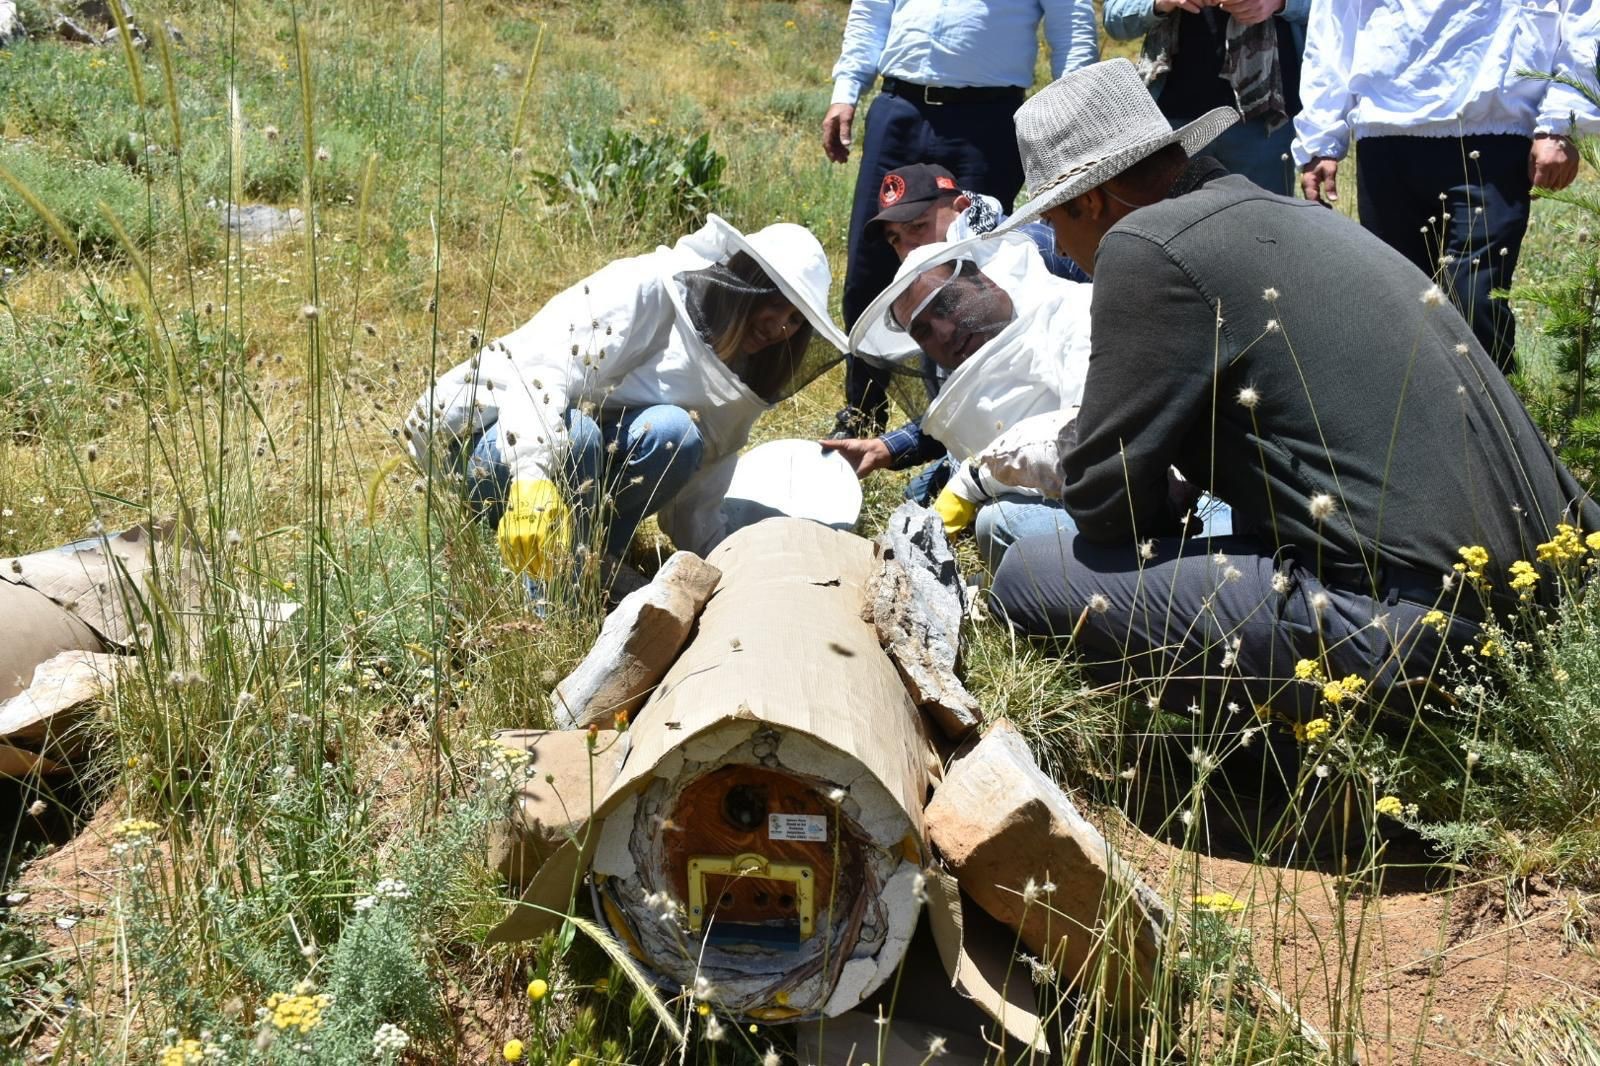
[550,552,720,730]
[0,649,123,777]
[924,719,1170,1016]
[0,523,297,655]
[0,524,189,648]
[0,524,297,776]
[867,502,980,740]
[488,728,626,888]
[492,519,937,1024]
[0,581,105,702]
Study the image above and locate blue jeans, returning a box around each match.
[466,405,704,558]
[976,493,1234,572]
[1202,116,1299,197]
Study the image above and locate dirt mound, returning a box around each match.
[1120,827,1600,1064]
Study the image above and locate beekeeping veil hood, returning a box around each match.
[673,216,846,404]
[849,232,1092,463]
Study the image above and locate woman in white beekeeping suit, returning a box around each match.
[854,232,1232,571]
[404,215,846,593]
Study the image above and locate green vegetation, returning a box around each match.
[1,0,1599,1062]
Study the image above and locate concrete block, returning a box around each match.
[551,551,720,729]
[924,720,1169,1013]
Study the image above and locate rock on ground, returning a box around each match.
[488,728,623,888]
[924,719,1170,1015]
[218,203,305,247]
[866,501,980,739]
[0,2,25,44]
[551,551,720,729]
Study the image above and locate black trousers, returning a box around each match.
[988,532,1482,726]
[839,84,1026,426]
[1355,134,1533,373]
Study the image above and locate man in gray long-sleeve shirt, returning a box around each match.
[986,60,1597,727]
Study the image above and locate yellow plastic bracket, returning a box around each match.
[686,851,815,938]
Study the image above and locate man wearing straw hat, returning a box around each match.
[987,59,1597,726]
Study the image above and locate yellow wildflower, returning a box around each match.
[1374,795,1404,819]
[1294,717,1332,744]
[1508,559,1539,600]
[1293,658,1323,682]
[527,978,548,1002]
[159,1039,212,1066]
[1195,891,1246,912]
[266,989,331,1033]
[1479,638,1503,658]
[1587,530,1600,553]
[784,18,797,28]
[1536,524,1585,566]
[697,1002,712,1017]
[1421,609,1448,631]
[1453,544,1490,582]
[1321,675,1366,706]
[504,1039,525,1062]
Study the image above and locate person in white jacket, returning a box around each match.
[404,216,846,588]
[849,233,1094,569]
[1292,0,1599,371]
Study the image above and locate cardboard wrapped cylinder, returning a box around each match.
[492,519,935,1022]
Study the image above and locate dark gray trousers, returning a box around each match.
[988,533,1483,729]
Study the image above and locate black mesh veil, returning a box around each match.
[678,252,843,405]
[848,235,1041,423]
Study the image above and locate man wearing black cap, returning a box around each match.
[867,163,1088,281]
[824,162,1088,502]
[823,0,1100,438]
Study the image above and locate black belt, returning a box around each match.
[880,77,1025,106]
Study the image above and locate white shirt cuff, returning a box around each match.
[831,78,866,107]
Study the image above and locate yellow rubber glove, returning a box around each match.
[933,485,979,537]
[496,478,572,580]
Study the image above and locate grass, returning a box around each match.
[1,0,1599,1062]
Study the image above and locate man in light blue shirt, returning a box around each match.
[822,0,1099,437]
[1291,0,1598,372]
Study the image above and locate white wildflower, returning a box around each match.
[1315,764,1331,778]
[372,1023,409,1058]
[1237,386,1261,409]
[1271,571,1292,595]
[1420,285,1446,308]
[1262,287,1280,301]
[1087,592,1111,613]
[1308,493,1337,522]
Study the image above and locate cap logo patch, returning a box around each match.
[880,174,906,206]
[935,175,956,190]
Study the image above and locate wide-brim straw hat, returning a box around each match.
[991,58,1238,237]
[704,214,849,352]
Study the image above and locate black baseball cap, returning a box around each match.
[866,164,963,232]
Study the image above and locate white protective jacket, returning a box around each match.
[407,220,799,554]
[1292,0,1600,165]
